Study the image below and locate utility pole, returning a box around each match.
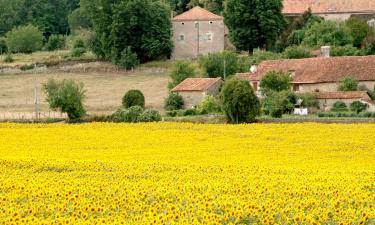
[34,64,39,121]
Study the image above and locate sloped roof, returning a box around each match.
[283,0,375,14]
[237,56,375,84]
[316,91,370,99]
[171,78,222,92]
[172,6,223,21]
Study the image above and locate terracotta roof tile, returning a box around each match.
[171,78,222,92]
[316,91,370,99]
[238,56,375,84]
[283,0,375,14]
[172,6,223,21]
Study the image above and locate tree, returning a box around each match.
[187,0,224,14]
[6,24,43,53]
[220,79,260,123]
[263,90,296,118]
[302,20,353,48]
[224,0,286,52]
[0,37,7,54]
[45,35,66,51]
[82,0,173,64]
[338,76,359,91]
[199,51,242,79]
[168,61,196,89]
[346,17,374,48]
[68,8,92,32]
[43,79,86,120]
[283,45,312,59]
[260,70,292,94]
[165,93,184,110]
[122,90,145,108]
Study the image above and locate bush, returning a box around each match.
[283,45,312,59]
[350,101,368,114]
[5,24,43,53]
[164,93,184,111]
[73,39,86,49]
[43,79,86,120]
[338,76,359,91]
[196,96,221,114]
[361,33,375,55]
[221,79,260,123]
[249,51,282,65]
[116,47,139,70]
[0,37,7,54]
[199,51,241,79]
[331,45,361,56]
[3,54,14,63]
[168,61,195,89]
[113,106,143,122]
[140,109,162,122]
[331,101,348,112]
[346,17,373,47]
[295,93,319,108]
[45,35,66,51]
[260,70,292,94]
[122,90,145,108]
[20,64,34,71]
[71,48,86,58]
[263,91,296,118]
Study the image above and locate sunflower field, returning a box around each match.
[0,123,374,225]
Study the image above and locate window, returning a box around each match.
[252,82,258,91]
[178,34,185,41]
[293,84,299,92]
[206,33,212,41]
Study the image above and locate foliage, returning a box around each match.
[166,109,198,117]
[282,45,312,59]
[45,35,66,51]
[330,45,361,56]
[220,79,260,123]
[70,39,86,58]
[164,93,184,111]
[5,24,43,53]
[331,101,348,112]
[68,8,92,33]
[350,101,368,114]
[140,109,162,122]
[361,33,375,55]
[113,106,144,122]
[122,90,145,108]
[286,15,322,47]
[249,51,282,65]
[346,17,374,48]
[82,0,173,63]
[302,21,353,48]
[196,95,221,114]
[338,76,359,91]
[168,61,195,89]
[43,79,86,120]
[224,0,286,52]
[3,54,14,63]
[117,47,139,70]
[262,90,296,118]
[187,0,224,14]
[295,93,319,108]
[0,37,7,54]
[260,70,292,94]
[200,51,244,79]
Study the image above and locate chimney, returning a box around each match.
[321,46,331,58]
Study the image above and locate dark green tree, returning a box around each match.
[224,0,286,52]
[168,61,196,89]
[346,17,374,48]
[260,70,292,94]
[220,79,260,123]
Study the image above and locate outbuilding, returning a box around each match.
[316,91,375,111]
[171,77,223,108]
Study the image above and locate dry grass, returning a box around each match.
[0,69,170,115]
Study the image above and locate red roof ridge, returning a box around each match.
[317,91,370,99]
[171,77,222,92]
[172,6,223,21]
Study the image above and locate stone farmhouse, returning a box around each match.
[237,52,375,111]
[171,6,227,59]
[316,91,373,111]
[171,78,223,108]
[282,0,375,28]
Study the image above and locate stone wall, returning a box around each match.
[297,81,375,93]
[172,20,225,59]
[178,91,205,109]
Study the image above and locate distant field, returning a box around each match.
[0,69,170,115]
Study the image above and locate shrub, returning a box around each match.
[45,35,66,51]
[338,76,359,91]
[71,47,86,58]
[122,90,145,108]
[346,17,373,48]
[43,79,86,120]
[140,109,162,122]
[283,45,312,59]
[249,51,282,65]
[0,37,7,54]
[164,93,184,111]
[199,51,240,79]
[295,93,319,108]
[331,45,361,56]
[350,101,368,114]
[5,24,43,53]
[331,101,348,112]
[20,64,34,71]
[260,70,292,94]
[113,106,143,122]
[73,39,86,49]
[221,79,260,123]
[168,61,195,89]
[263,91,296,118]
[196,96,221,114]
[117,47,139,70]
[3,54,14,63]
[361,33,375,55]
